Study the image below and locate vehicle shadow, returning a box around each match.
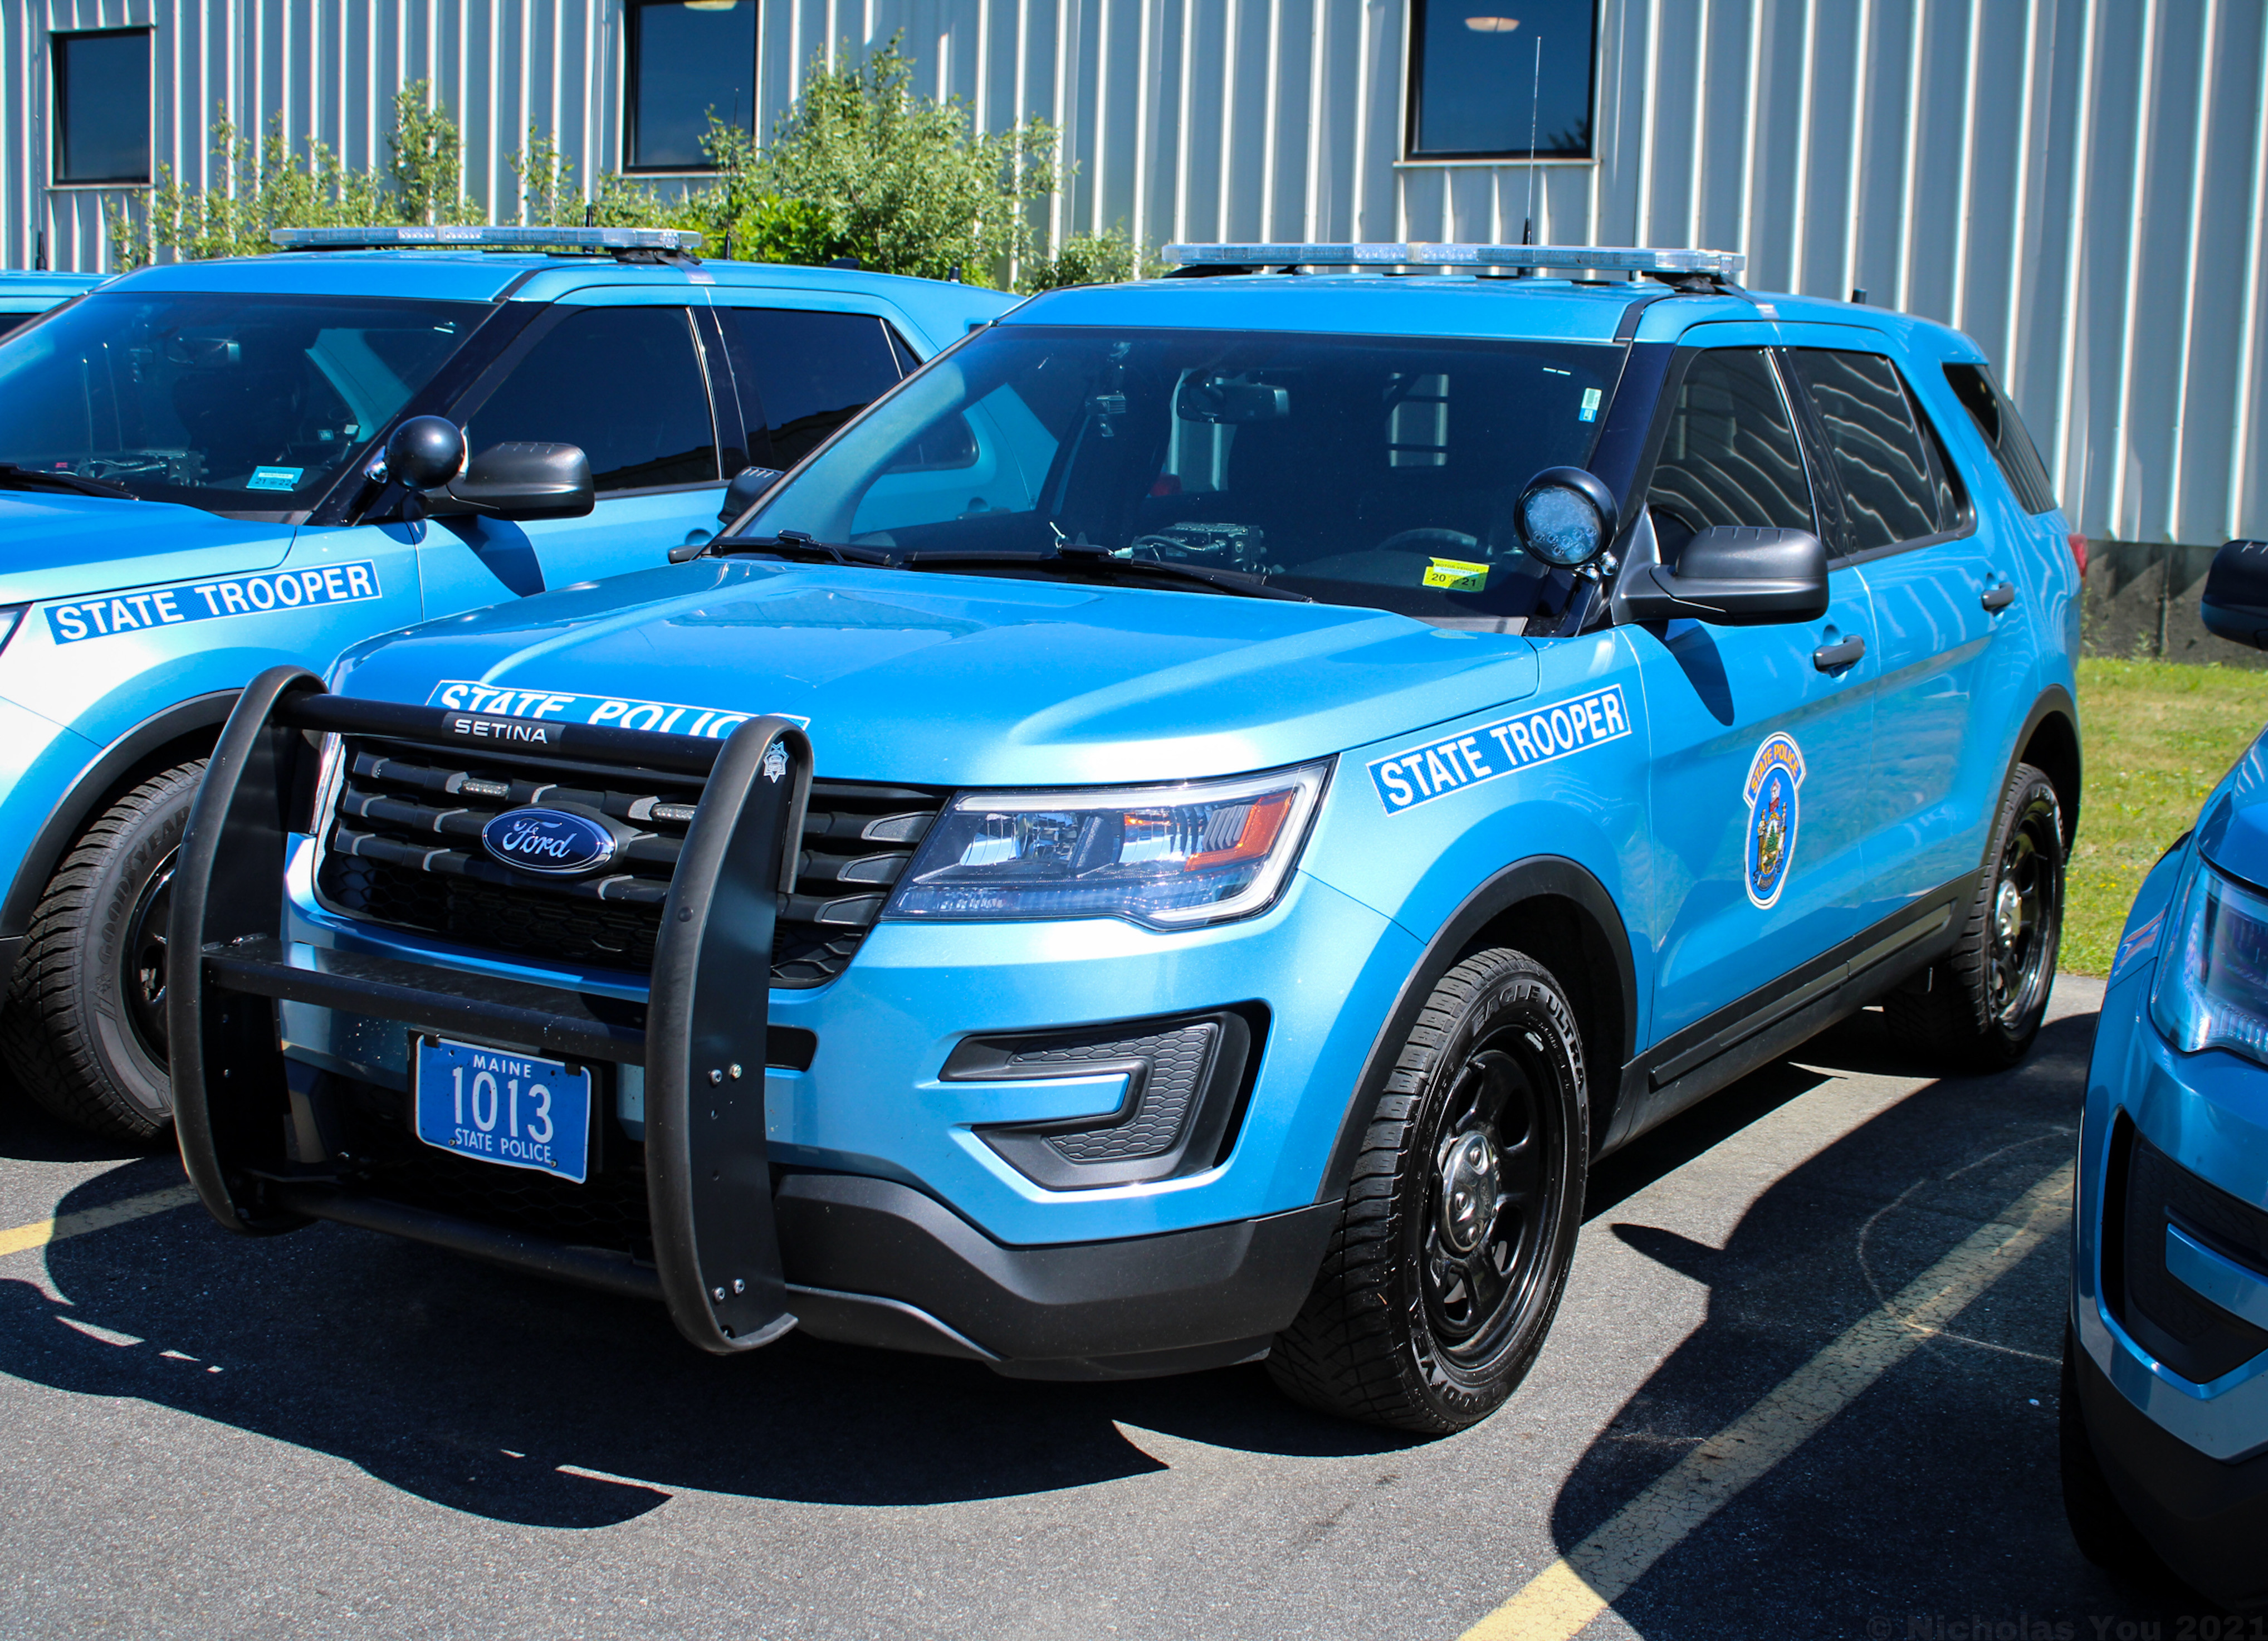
[0,1128,1415,1532]
[1544,1000,2218,1632]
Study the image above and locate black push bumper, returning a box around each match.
[171,665,812,1354]
[2073,1330,2268,1611]
[168,667,1333,1379]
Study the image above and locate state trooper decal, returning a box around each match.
[1743,732,1805,909]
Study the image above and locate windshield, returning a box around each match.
[0,291,486,514]
[744,324,1621,619]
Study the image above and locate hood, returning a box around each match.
[334,559,1542,786]
[0,493,295,606]
[2197,727,2268,887]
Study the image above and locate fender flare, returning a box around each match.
[0,690,240,949]
[2003,682,2082,854]
[1312,854,1639,1204]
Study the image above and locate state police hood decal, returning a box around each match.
[481,807,620,876]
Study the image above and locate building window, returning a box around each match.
[625,0,758,172]
[1406,0,1596,161]
[52,28,153,186]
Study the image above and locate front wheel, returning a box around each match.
[1268,948,1590,1433]
[1,761,203,1143]
[1886,761,2064,1072]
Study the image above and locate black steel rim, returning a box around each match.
[1420,1032,1560,1363]
[120,847,177,1066]
[1986,795,2060,1028]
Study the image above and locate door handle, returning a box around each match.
[1812,634,1866,671]
[1981,582,2016,612]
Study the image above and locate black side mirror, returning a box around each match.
[718,464,788,525]
[2201,539,2268,649]
[431,441,595,521]
[1620,526,1830,626]
[383,416,466,490]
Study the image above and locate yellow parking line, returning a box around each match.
[0,1183,201,1258]
[1459,1160,2074,1641]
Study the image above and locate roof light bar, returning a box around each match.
[1161,242,1746,279]
[270,225,705,254]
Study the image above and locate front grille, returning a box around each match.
[2106,1117,2268,1383]
[315,735,944,988]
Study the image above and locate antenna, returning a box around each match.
[1523,36,1543,253]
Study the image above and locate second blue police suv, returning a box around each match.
[2062,540,2268,1612]
[0,227,1010,1141]
[172,243,2084,1432]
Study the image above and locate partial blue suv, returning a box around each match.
[2062,539,2268,1611]
[0,227,1010,1142]
[170,243,2084,1431]
[0,270,101,339]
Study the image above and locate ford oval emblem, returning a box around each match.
[480,807,618,876]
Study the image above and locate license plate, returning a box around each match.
[413,1036,592,1184]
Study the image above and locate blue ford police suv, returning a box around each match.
[173,243,2084,1432]
[2061,539,2268,1611]
[0,226,1009,1141]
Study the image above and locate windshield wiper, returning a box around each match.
[895,543,1312,602]
[706,529,899,566]
[1044,543,1312,602]
[0,463,134,501]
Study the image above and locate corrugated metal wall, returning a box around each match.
[2,0,2262,544]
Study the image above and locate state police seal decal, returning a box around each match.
[1743,733,1805,909]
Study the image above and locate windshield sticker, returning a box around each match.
[426,680,808,738]
[45,561,382,646]
[1421,557,1490,592]
[1579,387,1604,422]
[246,466,304,491]
[1368,685,1632,814]
[1744,733,1806,909]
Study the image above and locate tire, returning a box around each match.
[1885,761,2063,1072]
[2060,1327,2160,1576]
[1268,947,1590,1433]
[0,761,203,1144]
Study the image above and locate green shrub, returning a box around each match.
[1019,227,1166,292]
[113,42,1106,287]
[108,81,471,268]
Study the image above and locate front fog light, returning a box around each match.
[2150,856,2268,1066]
[886,761,1329,928]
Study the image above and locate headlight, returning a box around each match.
[886,761,1329,928]
[2150,855,2268,1064]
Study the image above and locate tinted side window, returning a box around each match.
[466,307,719,492]
[1787,349,1950,553]
[722,308,906,468]
[1647,348,1814,543]
[1943,362,2059,515]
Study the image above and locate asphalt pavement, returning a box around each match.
[0,974,2227,1639]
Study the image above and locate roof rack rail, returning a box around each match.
[270,225,705,264]
[1160,242,1745,284]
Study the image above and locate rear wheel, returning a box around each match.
[0,762,202,1143]
[1268,948,1588,1433]
[1885,761,2062,1071]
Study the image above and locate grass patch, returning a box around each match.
[2066,658,2266,972]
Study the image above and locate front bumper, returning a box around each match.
[2073,914,2268,1607]
[171,671,1365,1376]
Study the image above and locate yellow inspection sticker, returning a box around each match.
[1423,557,1490,591]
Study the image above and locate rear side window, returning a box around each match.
[1943,362,2059,515]
[719,308,907,468]
[466,306,720,492]
[1787,349,1958,553]
[1646,348,1815,544]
